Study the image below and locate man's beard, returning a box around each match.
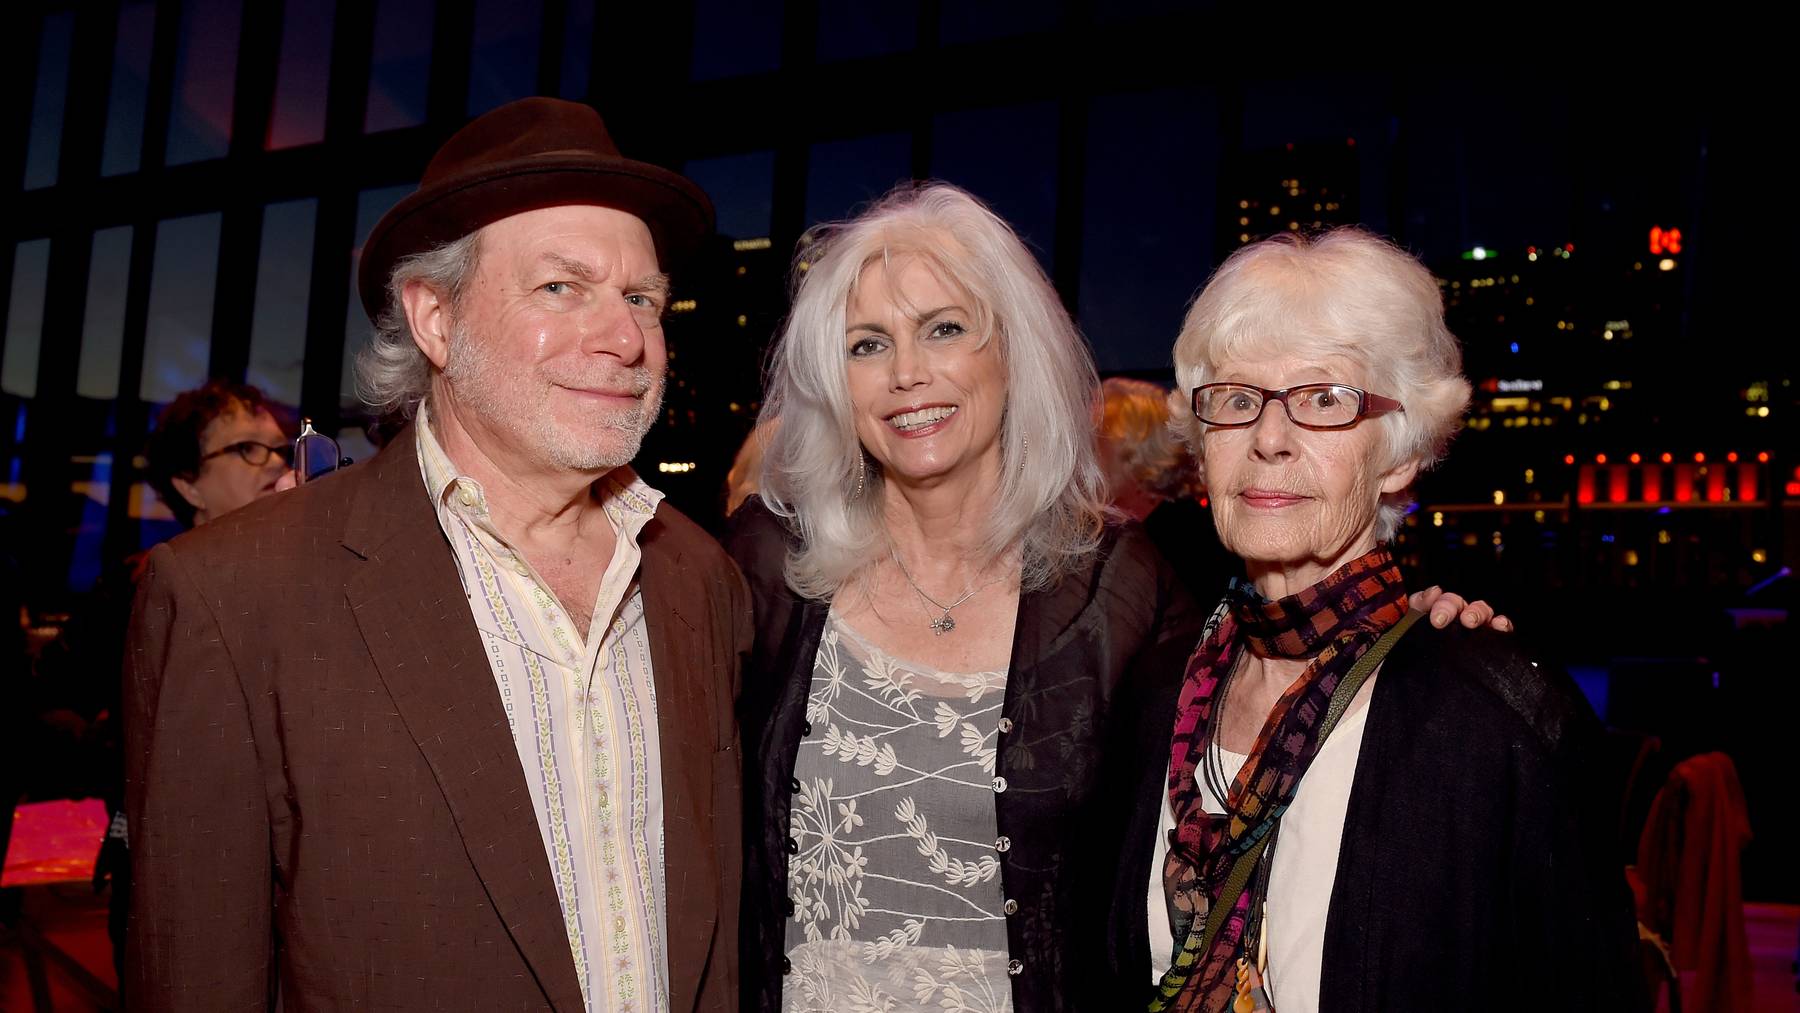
[442,318,665,472]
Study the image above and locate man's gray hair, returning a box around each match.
[355,231,484,418]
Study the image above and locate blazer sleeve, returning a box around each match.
[123,542,274,1010]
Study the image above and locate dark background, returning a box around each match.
[4,2,1794,895]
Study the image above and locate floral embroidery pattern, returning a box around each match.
[783,618,1013,1012]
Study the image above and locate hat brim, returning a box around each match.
[357,156,714,321]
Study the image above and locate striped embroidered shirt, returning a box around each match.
[417,407,669,1013]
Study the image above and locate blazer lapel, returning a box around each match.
[638,513,718,1013]
[341,430,585,1012]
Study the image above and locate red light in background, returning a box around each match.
[1758,452,1769,463]
[1642,465,1663,503]
[1694,452,1706,463]
[1738,464,1759,503]
[1564,243,1575,252]
[1661,452,1673,464]
[1727,452,1739,463]
[1608,466,1630,504]
[1596,453,1608,465]
[1674,464,1695,502]
[1648,226,1684,256]
[1706,467,1727,502]
[1564,454,1576,465]
[1577,465,1596,505]
[1629,453,1641,464]
[1787,481,1800,498]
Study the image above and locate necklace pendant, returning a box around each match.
[930,613,956,635]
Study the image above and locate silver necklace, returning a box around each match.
[889,550,1004,635]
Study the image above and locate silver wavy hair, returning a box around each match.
[1168,227,1472,541]
[759,182,1108,600]
[354,231,484,418]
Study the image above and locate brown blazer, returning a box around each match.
[123,427,750,1012]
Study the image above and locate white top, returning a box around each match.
[783,614,1014,1012]
[1148,677,1377,1013]
[419,408,670,1013]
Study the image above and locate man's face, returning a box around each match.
[173,405,289,525]
[430,205,669,476]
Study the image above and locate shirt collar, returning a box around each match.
[414,401,664,531]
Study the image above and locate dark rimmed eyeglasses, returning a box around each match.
[200,440,292,467]
[1191,382,1404,431]
[293,418,353,484]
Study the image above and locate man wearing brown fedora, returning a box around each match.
[123,98,748,1012]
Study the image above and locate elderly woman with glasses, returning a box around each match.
[728,188,1498,1012]
[1093,229,1639,1012]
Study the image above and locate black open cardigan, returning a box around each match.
[726,497,1206,1012]
[1094,620,1646,1011]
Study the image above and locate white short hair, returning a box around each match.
[759,182,1107,599]
[1168,228,1471,541]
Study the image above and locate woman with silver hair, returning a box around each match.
[1095,229,1638,1012]
[729,188,1495,1012]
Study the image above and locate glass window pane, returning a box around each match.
[938,0,1058,45]
[804,133,910,227]
[77,227,136,400]
[140,213,223,404]
[366,0,436,133]
[931,103,1058,270]
[1080,91,1219,371]
[165,0,244,165]
[25,12,75,190]
[68,452,114,592]
[3,240,52,399]
[101,2,157,177]
[690,0,782,81]
[816,1,916,61]
[341,185,414,410]
[558,0,595,99]
[248,200,318,408]
[468,0,542,116]
[682,152,776,240]
[267,0,335,149]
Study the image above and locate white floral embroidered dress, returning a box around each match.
[783,613,1013,1013]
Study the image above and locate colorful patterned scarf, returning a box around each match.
[1156,547,1409,1011]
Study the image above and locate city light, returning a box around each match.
[657,462,697,474]
[732,237,772,251]
[1658,258,1677,271]
[1472,246,1488,260]
[1648,226,1683,255]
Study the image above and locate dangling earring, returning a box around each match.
[1019,434,1029,473]
[853,451,867,499]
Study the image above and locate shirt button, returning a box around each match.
[785,836,800,854]
[997,717,1014,734]
[457,484,477,506]
[992,776,1008,794]
[514,561,531,576]
[789,777,801,793]
[994,835,1011,853]
[781,956,793,974]
[1003,898,1018,915]
[1007,959,1023,976]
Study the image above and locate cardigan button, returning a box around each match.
[784,897,797,917]
[801,720,813,736]
[790,777,801,793]
[992,776,1007,794]
[781,956,793,975]
[997,717,1013,734]
[994,835,1011,853]
[1003,898,1018,915]
[1007,959,1023,976]
[785,836,799,854]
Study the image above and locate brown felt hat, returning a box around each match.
[356,97,713,321]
